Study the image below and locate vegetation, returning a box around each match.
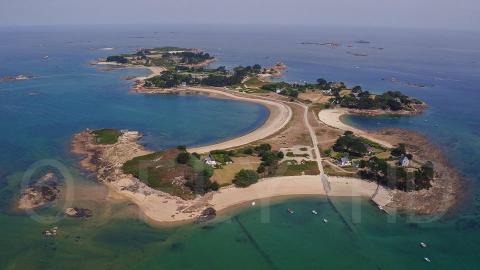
[331,89,422,111]
[277,160,319,176]
[122,148,219,198]
[233,169,259,187]
[358,157,434,191]
[106,55,128,64]
[92,129,122,144]
[332,131,369,157]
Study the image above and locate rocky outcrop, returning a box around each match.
[64,207,93,218]
[17,172,61,210]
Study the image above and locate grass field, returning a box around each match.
[211,156,260,185]
[92,129,122,144]
[275,160,320,176]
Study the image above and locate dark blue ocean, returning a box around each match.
[0,25,479,269]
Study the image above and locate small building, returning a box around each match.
[339,156,351,167]
[204,155,217,167]
[181,82,187,87]
[399,156,410,167]
[322,89,333,95]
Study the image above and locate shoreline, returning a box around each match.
[318,108,394,148]
[71,131,385,225]
[318,108,461,214]
[134,86,293,154]
[80,61,458,223]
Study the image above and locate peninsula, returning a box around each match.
[71,46,460,224]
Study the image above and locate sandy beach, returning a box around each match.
[317,108,394,148]
[72,128,390,225]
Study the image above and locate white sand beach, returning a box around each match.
[317,108,394,148]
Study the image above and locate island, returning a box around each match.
[71,46,460,224]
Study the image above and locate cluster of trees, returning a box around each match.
[144,71,197,88]
[332,89,419,111]
[200,65,261,87]
[106,55,128,64]
[391,143,413,159]
[171,51,214,65]
[233,169,260,187]
[175,148,220,194]
[332,131,369,157]
[254,144,284,176]
[358,157,434,191]
[316,78,346,93]
[260,78,347,99]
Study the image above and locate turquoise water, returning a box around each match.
[0,25,479,269]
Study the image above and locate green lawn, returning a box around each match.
[276,161,320,176]
[92,129,122,144]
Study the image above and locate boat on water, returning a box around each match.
[312,210,318,215]
[287,208,294,214]
[420,242,427,248]
[424,257,431,263]
[42,55,49,59]
[251,201,256,206]
[323,218,328,223]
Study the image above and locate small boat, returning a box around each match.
[323,218,328,223]
[420,242,427,248]
[312,210,318,215]
[378,205,384,211]
[287,208,294,214]
[42,55,49,60]
[251,201,256,206]
[424,257,431,263]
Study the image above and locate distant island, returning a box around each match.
[0,74,34,82]
[64,46,460,224]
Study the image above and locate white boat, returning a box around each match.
[251,201,256,206]
[424,257,431,263]
[287,208,294,214]
[312,210,318,215]
[42,55,49,59]
[323,218,328,223]
[420,242,427,248]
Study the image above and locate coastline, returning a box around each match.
[317,108,461,214]
[78,60,459,223]
[72,131,385,225]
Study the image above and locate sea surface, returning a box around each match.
[0,25,479,269]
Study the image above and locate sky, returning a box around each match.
[0,0,478,31]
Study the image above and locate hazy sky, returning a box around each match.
[0,0,478,30]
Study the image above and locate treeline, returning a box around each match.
[106,55,128,64]
[331,88,422,111]
[172,51,213,65]
[332,131,369,157]
[144,65,263,88]
[260,78,345,98]
[358,157,434,191]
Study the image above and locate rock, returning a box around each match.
[195,207,216,223]
[64,207,93,218]
[18,172,61,210]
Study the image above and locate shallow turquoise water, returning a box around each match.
[0,25,479,269]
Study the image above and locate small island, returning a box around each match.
[73,46,460,224]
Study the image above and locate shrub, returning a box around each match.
[176,152,191,164]
[233,170,259,187]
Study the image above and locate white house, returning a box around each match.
[399,156,410,167]
[339,156,352,167]
[204,155,217,167]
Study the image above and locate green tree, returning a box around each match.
[233,170,260,187]
[176,152,191,164]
